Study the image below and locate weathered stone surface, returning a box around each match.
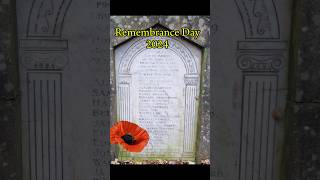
[287,1,320,179]
[0,0,20,179]
[211,0,291,179]
[115,33,202,160]
[16,0,110,180]
[110,16,211,162]
[288,104,320,180]
[197,48,210,161]
[295,0,320,103]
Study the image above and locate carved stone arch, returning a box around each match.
[115,24,201,125]
[234,0,280,39]
[234,1,287,180]
[26,0,73,38]
[19,1,73,180]
[118,36,199,75]
[20,0,73,70]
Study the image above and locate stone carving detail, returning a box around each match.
[234,0,286,168]
[118,74,132,84]
[24,72,63,180]
[184,75,199,86]
[234,0,280,39]
[22,51,68,70]
[237,54,284,72]
[115,30,201,160]
[239,75,278,180]
[27,0,73,37]
[36,0,55,33]
[237,49,284,180]
[183,74,199,154]
[20,39,69,70]
[20,2,72,179]
[118,37,198,74]
[117,74,132,121]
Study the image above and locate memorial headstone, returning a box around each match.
[114,26,202,160]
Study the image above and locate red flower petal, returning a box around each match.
[110,121,149,152]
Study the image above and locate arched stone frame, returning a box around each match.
[26,0,73,38]
[234,0,280,39]
[233,0,287,180]
[19,1,73,180]
[20,0,73,70]
[116,35,201,158]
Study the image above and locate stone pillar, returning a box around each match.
[237,42,286,180]
[19,39,68,180]
[183,74,199,155]
[117,74,131,121]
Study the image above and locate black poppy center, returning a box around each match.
[121,134,135,145]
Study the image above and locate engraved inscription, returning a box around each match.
[131,49,186,156]
[115,36,201,160]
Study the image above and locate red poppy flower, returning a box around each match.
[110,121,149,152]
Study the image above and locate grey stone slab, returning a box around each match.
[288,1,320,179]
[110,16,211,162]
[114,33,202,161]
[288,103,320,180]
[295,0,320,103]
[211,0,292,179]
[16,0,110,180]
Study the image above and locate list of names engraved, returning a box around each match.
[131,49,186,156]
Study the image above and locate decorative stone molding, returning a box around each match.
[20,39,68,70]
[117,25,199,74]
[27,0,73,37]
[184,74,199,86]
[118,74,132,85]
[237,54,284,72]
[234,0,280,39]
